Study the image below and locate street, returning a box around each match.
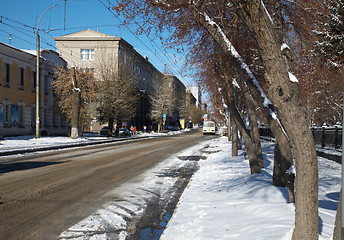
[0,130,214,240]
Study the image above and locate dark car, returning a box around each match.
[119,128,131,137]
[100,126,114,136]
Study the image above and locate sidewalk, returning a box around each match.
[160,137,340,240]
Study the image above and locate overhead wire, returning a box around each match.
[0,8,193,85]
[0,15,94,69]
[106,0,193,86]
[98,0,192,86]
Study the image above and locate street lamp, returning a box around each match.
[35,4,58,138]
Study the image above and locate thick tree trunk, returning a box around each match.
[333,189,341,240]
[231,1,318,238]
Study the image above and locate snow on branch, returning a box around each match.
[261,0,273,24]
[281,43,290,52]
[288,72,299,83]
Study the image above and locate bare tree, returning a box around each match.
[52,66,97,137]
[95,52,139,135]
[150,77,177,131]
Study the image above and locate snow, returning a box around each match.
[232,78,240,89]
[281,43,290,51]
[288,72,299,83]
[261,0,274,25]
[0,134,341,239]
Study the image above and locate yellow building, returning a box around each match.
[0,42,68,137]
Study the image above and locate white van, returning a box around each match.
[203,121,216,135]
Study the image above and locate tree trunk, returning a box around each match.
[333,189,341,240]
[231,1,318,238]
[227,113,231,142]
[71,67,80,139]
[243,89,264,168]
[232,119,239,156]
[226,90,260,174]
[108,119,114,136]
[274,143,295,203]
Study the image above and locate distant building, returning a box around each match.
[163,74,186,127]
[0,42,68,137]
[187,86,202,109]
[54,29,163,130]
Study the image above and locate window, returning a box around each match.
[32,71,36,92]
[19,68,25,90]
[3,63,10,87]
[80,49,94,60]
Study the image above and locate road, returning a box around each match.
[0,130,211,240]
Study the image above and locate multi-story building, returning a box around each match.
[163,74,186,128]
[187,86,202,109]
[0,42,68,137]
[54,29,163,130]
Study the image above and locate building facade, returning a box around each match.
[0,42,68,137]
[163,74,186,128]
[54,29,163,130]
[187,86,202,109]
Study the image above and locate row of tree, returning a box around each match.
[113,0,343,239]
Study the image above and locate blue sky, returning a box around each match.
[0,0,195,87]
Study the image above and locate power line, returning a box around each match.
[104,0,192,86]
[0,29,36,47]
[98,0,192,86]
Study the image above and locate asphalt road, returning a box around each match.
[0,130,210,240]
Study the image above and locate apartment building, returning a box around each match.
[54,29,163,130]
[0,42,68,137]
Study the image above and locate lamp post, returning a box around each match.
[35,4,58,138]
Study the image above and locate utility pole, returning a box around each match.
[35,4,58,139]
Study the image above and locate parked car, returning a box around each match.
[220,126,228,136]
[100,126,114,136]
[119,128,131,137]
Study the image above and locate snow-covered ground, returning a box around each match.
[0,130,189,155]
[162,138,341,240]
[0,134,341,239]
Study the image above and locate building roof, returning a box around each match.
[53,29,121,41]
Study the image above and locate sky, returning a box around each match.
[0,0,195,87]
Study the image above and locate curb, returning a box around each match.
[0,136,149,157]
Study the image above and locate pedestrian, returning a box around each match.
[133,126,137,135]
[130,125,134,135]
